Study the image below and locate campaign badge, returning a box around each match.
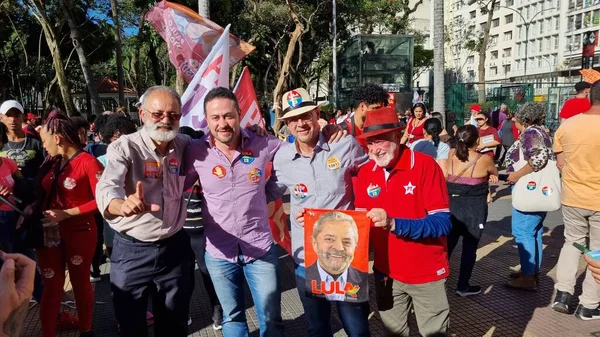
[63,177,77,190]
[286,90,303,108]
[526,181,537,191]
[293,183,308,200]
[212,165,227,179]
[144,161,161,179]
[542,186,553,196]
[367,184,381,198]
[248,168,262,183]
[42,268,55,279]
[240,149,255,164]
[70,255,83,266]
[326,157,341,170]
[168,158,179,174]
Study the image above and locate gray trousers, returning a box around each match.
[555,206,600,309]
[375,273,449,337]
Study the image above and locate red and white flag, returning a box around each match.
[179,25,230,129]
[233,67,264,129]
[145,0,254,82]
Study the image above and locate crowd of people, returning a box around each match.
[0,79,600,337]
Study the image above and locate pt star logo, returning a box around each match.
[404,181,416,195]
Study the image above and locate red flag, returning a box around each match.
[233,67,265,129]
[264,161,292,255]
[145,1,255,82]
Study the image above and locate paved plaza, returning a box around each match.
[20,183,600,337]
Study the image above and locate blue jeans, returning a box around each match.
[511,207,547,275]
[205,245,283,337]
[295,264,370,337]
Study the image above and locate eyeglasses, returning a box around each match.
[286,111,315,124]
[144,109,182,121]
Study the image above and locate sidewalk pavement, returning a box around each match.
[20,183,600,337]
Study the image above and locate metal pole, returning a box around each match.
[524,23,529,77]
[332,0,338,109]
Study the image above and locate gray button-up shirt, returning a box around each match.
[96,127,191,242]
[267,134,368,266]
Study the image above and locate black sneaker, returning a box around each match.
[456,285,482,297]
[575,304,600,321]
[212,304,223,330]
[552,290,572,314]
[80,331,95,337]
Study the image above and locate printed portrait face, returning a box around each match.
[311,218,358,276]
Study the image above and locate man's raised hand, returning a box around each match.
[120,181,160,217]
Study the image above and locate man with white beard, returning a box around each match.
[96,86,193,337]
[353,106,453,337]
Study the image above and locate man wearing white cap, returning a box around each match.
[0,100,44,186]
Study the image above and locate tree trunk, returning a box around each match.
[273,0,304,131]
[175,72,185,95]
[110,0,126,106]
[61,0,102,115]
[477,0,496,104]
[28,1,74,115]
[133,10,147,96]
[198,0,210,18]
[433,0,445,118]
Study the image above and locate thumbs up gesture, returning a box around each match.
[120,181,161,217]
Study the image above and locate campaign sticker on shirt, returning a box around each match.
[293,183,308,200]
[367,183,381,198]
[63,177,77,190]
[70,255,83,266]
[212,165,227,179]
[326,156,341,170]
[42,268,55,279]
[542,186,553,196]
[526,181,537,191]
[248,168,262,183]
[168,158,179,174]
[144,161,161,179]
[240,149,255,164]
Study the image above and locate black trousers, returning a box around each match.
[447,220,483,291]
[110,230,192,337]
[185,227,220,308]
[91,213,104,276]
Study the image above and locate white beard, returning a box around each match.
[146,122,178,142]
[369,142,398,168]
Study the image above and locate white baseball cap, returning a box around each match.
[0,100,24,115]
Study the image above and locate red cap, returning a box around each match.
[27,113,39,120]
[358,107,405,139]
[469,104,481,113]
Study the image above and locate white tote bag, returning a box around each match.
[511,135,562,213]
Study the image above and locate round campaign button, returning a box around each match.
[542,186,553,196]
[326,156,341,170]
[212,165,227,179]
[248,168,262,183]
[367,184,381,198]
[168,158,179,174]
[293,183,308,200]
[526,181,537,191]
[240,149,255,164]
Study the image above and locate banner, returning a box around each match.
[304,209,370,302]
[233,67,265,128]
[179,25,230,129]
[145,0,254,82]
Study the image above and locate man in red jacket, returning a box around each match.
[356,107,452,336]
[560,81,591,121]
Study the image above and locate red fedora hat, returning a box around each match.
[358,107,405,139]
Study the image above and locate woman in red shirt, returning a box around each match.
[475,112,501,158]
[34,111,103,337]
[401,102,428,146]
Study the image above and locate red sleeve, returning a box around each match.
[76,156,104,215]
[3,158,18,174]
[512,124,519,140]
[420,156,449,213]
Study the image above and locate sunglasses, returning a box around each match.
[144,109,182,121]
[475,118,485,121]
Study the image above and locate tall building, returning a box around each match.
[564,0,600,82]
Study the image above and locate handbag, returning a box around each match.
[22,152,81,248]
[511,130,561,212]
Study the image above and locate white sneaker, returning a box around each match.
[213,323,222,330]
[188,317,192,326]
[90,276,101,283]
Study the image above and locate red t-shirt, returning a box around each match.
[354,147,450,284]
[0,158,18,211]
[41,152,104,227]
[478,126,501,157]
[406,118,426,145]
[559,97,591,120]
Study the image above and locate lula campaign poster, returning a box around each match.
[303,209,370,303]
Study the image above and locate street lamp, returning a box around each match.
[498,5,556,77]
